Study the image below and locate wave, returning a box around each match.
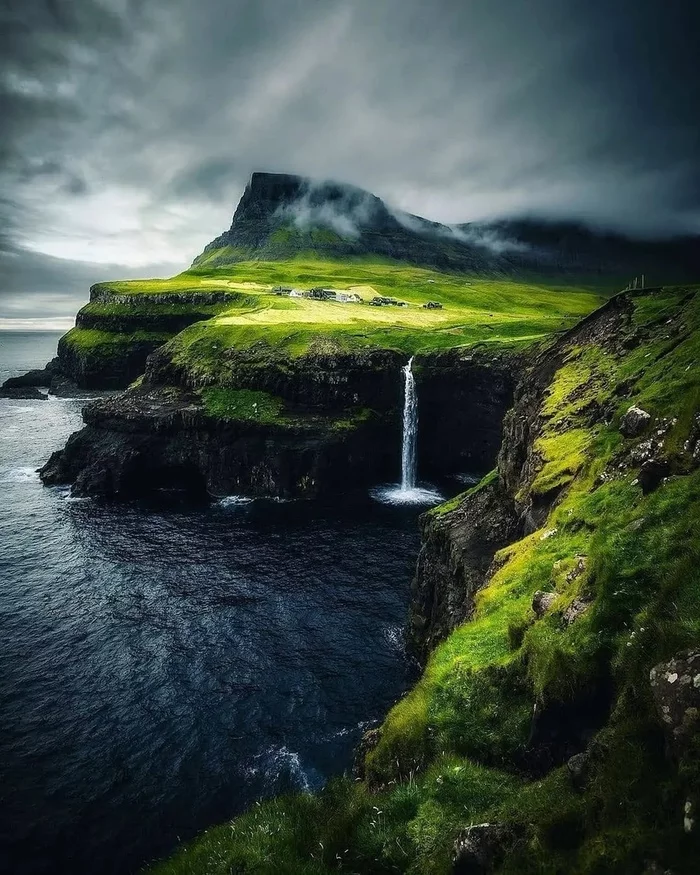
[244,744,319,794]
[217,495,254,508]
[0,466,39,484]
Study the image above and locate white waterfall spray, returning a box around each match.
[369,355,442,506]
[400,356,418,491]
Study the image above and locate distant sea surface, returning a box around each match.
[0,332,422,874]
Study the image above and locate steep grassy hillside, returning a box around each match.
[148,285,700,875]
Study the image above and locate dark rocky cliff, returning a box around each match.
[40,385,397,499]
[41,344,518,501]
[409,293,633,660]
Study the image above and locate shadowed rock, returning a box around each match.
[650,650,700,755]
[620,405,651,437]
[453,823,524,874]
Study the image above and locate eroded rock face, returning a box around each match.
[40,386,397,500]
[408,481,520,661]
[562,596,592,626]
[409,293,634,656]
[57,333,167,390]
[353,727,381,781]
[147,343,407,410]
[620,405,652,437]
[415,349,517,477]
[532,590,556,618]
[650,650,700,754]
[500,294,635,533]
[41,343,520,502]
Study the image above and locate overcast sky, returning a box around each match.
[1,0,699,325]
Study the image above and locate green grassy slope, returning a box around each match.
[148,285,700,874]
[104,259,602,374]
[62,257,604,390]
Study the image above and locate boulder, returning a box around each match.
[638,457,670,494]
[453,823,522,874]
[532,590,556,618]
[649,649,700,755]
[566,751,590,791]
[620,405,651,437]
[0,386,47,400]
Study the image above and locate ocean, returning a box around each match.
[0,332,423,874]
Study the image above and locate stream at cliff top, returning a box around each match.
[0,333,460,874]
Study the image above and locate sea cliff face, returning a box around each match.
[41,344,518,500]
[52,285,238,389]
[409,294,634,660]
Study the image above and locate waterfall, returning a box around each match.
[370,356,441,505]
[400,357,418,491]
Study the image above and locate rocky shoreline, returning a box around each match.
[36,342,518,500]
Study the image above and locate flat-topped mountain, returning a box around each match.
[194,171,499,274]
[194,171,700,284]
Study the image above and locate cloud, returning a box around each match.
[273,180,381,239]
[1,0,699,320]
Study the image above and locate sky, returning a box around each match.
[1,0,699,326]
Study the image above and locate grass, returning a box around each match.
[63,257,606,392]
[200,388,285,423]
[147,284,700,874]
[132,259,604,382]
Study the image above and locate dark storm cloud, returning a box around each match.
[1,0,699,321]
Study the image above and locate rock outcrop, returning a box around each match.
[650,650,700,756]
[41,346,518,501]
[620,405,652,437]
[40,385,395,500]
[0,386,48,400]
[408,478,520,660]
[452,823,523,875]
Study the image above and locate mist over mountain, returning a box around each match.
[195,172,700,285]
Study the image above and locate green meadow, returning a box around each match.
[65,258,605,376]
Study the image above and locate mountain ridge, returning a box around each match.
[194,171,700,284]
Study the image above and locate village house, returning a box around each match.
[308,287,362,303]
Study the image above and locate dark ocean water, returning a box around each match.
[0,333,426,875]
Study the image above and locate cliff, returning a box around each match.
[40,345,517,500]
[150,284,700,875]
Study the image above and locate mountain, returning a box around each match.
[193,171,499,274]
[193,171,700,285]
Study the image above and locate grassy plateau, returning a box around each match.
[60,258,605,377]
